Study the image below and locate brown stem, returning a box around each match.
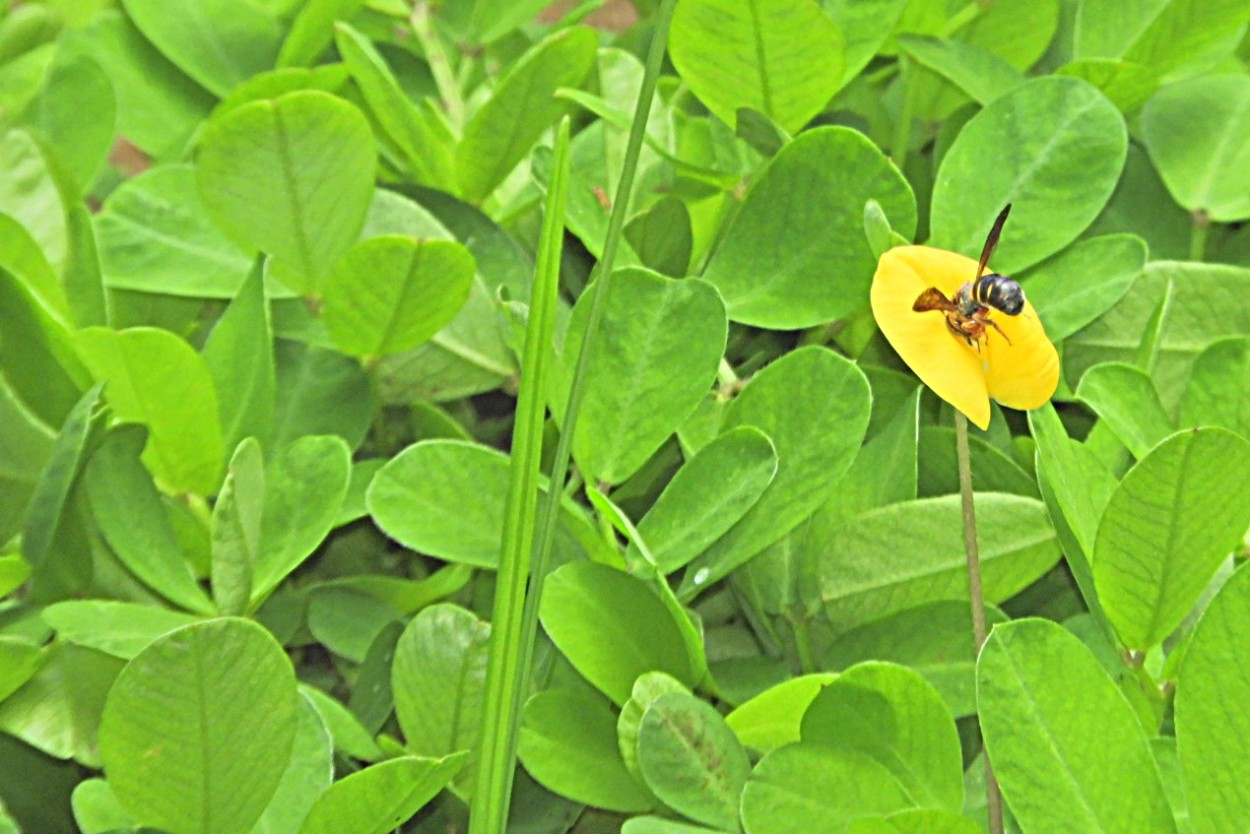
[954,411,1005,834]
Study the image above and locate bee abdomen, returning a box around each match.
[973,273,1025,315]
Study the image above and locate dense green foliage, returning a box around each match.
[2,1,1250,833]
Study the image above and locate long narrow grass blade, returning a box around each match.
[469,1,680,829]
[468,118,572,834]
[513,0,678,733]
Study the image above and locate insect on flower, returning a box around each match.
[911,204,1025,347]
[869,204,1059,429]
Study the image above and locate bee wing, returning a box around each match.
[912,287,958,313]
[977,203,1012,278]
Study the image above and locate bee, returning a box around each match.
[913,204,1025,347]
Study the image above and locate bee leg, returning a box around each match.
[984,317,1013,346]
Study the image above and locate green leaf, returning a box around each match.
[622,818,724,834]
[310,568,470,620]
[541,562,699,706]
[1182,337,1250,437]
[121,0,282,96]
[196,91,375,294]
[0,14,57,92]
[1175,562,1250,834]
[392,605,489,775]
[977,618,1177,834]
[801,662,962,812]
[823,602,1008,718]
[0,638,43,703]
[74,326,223,495]
[203,264,276,457]
[64,204,108,329]
[71,778,134,834]
[0,54,56,131]
[298,754,465,834]
[930,76,1127,274]
[272,341,374,452]
[20,383,101,571]
[518,688,652,813]
[456,27,597,201]
[21,51,115,195]
[680,347,871,598]
[41,600,200,660]
[632,426,777,575]
[740,743,912,833]
[322,236,475,358]
[0,125,68,275]
[817,494,1060,631]
[215,64,351,117]
[0,555,32,598]
[0,642,123,764]
[97,165,258,299]
[1088,143,1192,255]
[347,621,403,735]
[334,22,454,190]
[210,438,264,616]
[1142,75,1250,222]
[278,0,365,68]
[624,196,693,278]
[372,271,516,402]
[617,673,691,792]
[944,0,1059,71]
[300,684,383,762]
[824,0,908,85]
[725,673,836,755]
[917,426,1037,500]
[0,211,65,317]
[871,809,982,834]
[1065,262,1250,414]
[60,11,215,160]
[1074,0,1250,77]
[1093,427,1250,650]
[863,198,896,260]
[84,426,216,614]
[397,184,534,298]
[367,439,590,568]
[1075,363,1173,460]
[669,0,844,133]
[636,691,751,830]
[896,35,1023,105]
[558,269,727,484]
[367,440,507,567]
[0,263,89,430]
[251,693,334,834]
[99,618,298,834]
[252,434,352,603]
[703,126,915,329]
[1055,59,1159,115]
[307,587,402,662]
[1022,234,1145,343]
[1028,403,1118,558]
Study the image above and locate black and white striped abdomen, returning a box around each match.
[972,273,1025,315]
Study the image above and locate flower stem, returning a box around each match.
[1190,209,1210,263]
[954,410,1004,834]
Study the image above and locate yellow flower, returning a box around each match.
[870,245,1060,430]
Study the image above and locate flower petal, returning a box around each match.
[983,299,1060,411]
[871,246,990,429]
